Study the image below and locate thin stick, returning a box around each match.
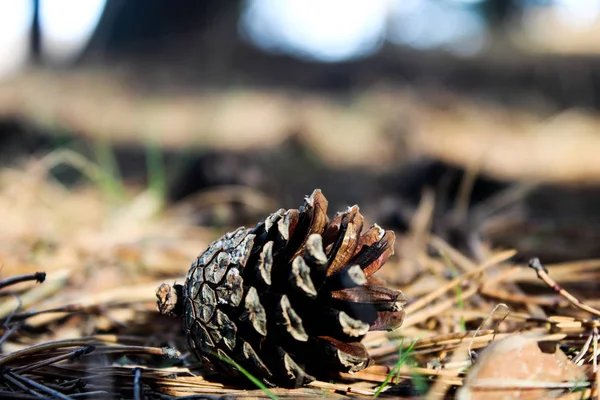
[0,323,21,347]
[529,258,600,317]
[2,372,45,398]
[0,272,46,290]
[6,371,73,400]
[70,392,111,398]
[2,293,22,328]
[0,335,135,366]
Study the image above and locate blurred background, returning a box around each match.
[3,0,600,264]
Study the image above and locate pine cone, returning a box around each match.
[156,190,406,387]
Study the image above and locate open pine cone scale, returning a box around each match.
[157,189,406,387]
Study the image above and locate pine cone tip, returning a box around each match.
[156,283,184,316]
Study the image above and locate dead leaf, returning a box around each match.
[457,333,587,400]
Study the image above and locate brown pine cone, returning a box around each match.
[156,189,406,387]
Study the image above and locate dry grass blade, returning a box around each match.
[13,345,95,373]
[425,337,471,400]
[466,379,589,390]
[405,249,516,315]
[593,327,600,399]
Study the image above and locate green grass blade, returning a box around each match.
[145,140,166,206]
[439,251,466,332]
[373,339,418,398]
[213,351,280,400]
[92,139,125,202]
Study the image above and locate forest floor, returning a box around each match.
[1,72,600,399]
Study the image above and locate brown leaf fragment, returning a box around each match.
[458,334,587,400]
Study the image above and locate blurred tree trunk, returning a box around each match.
[479,0,521,55]
[73,0,600,111]
[85,0,242,61]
